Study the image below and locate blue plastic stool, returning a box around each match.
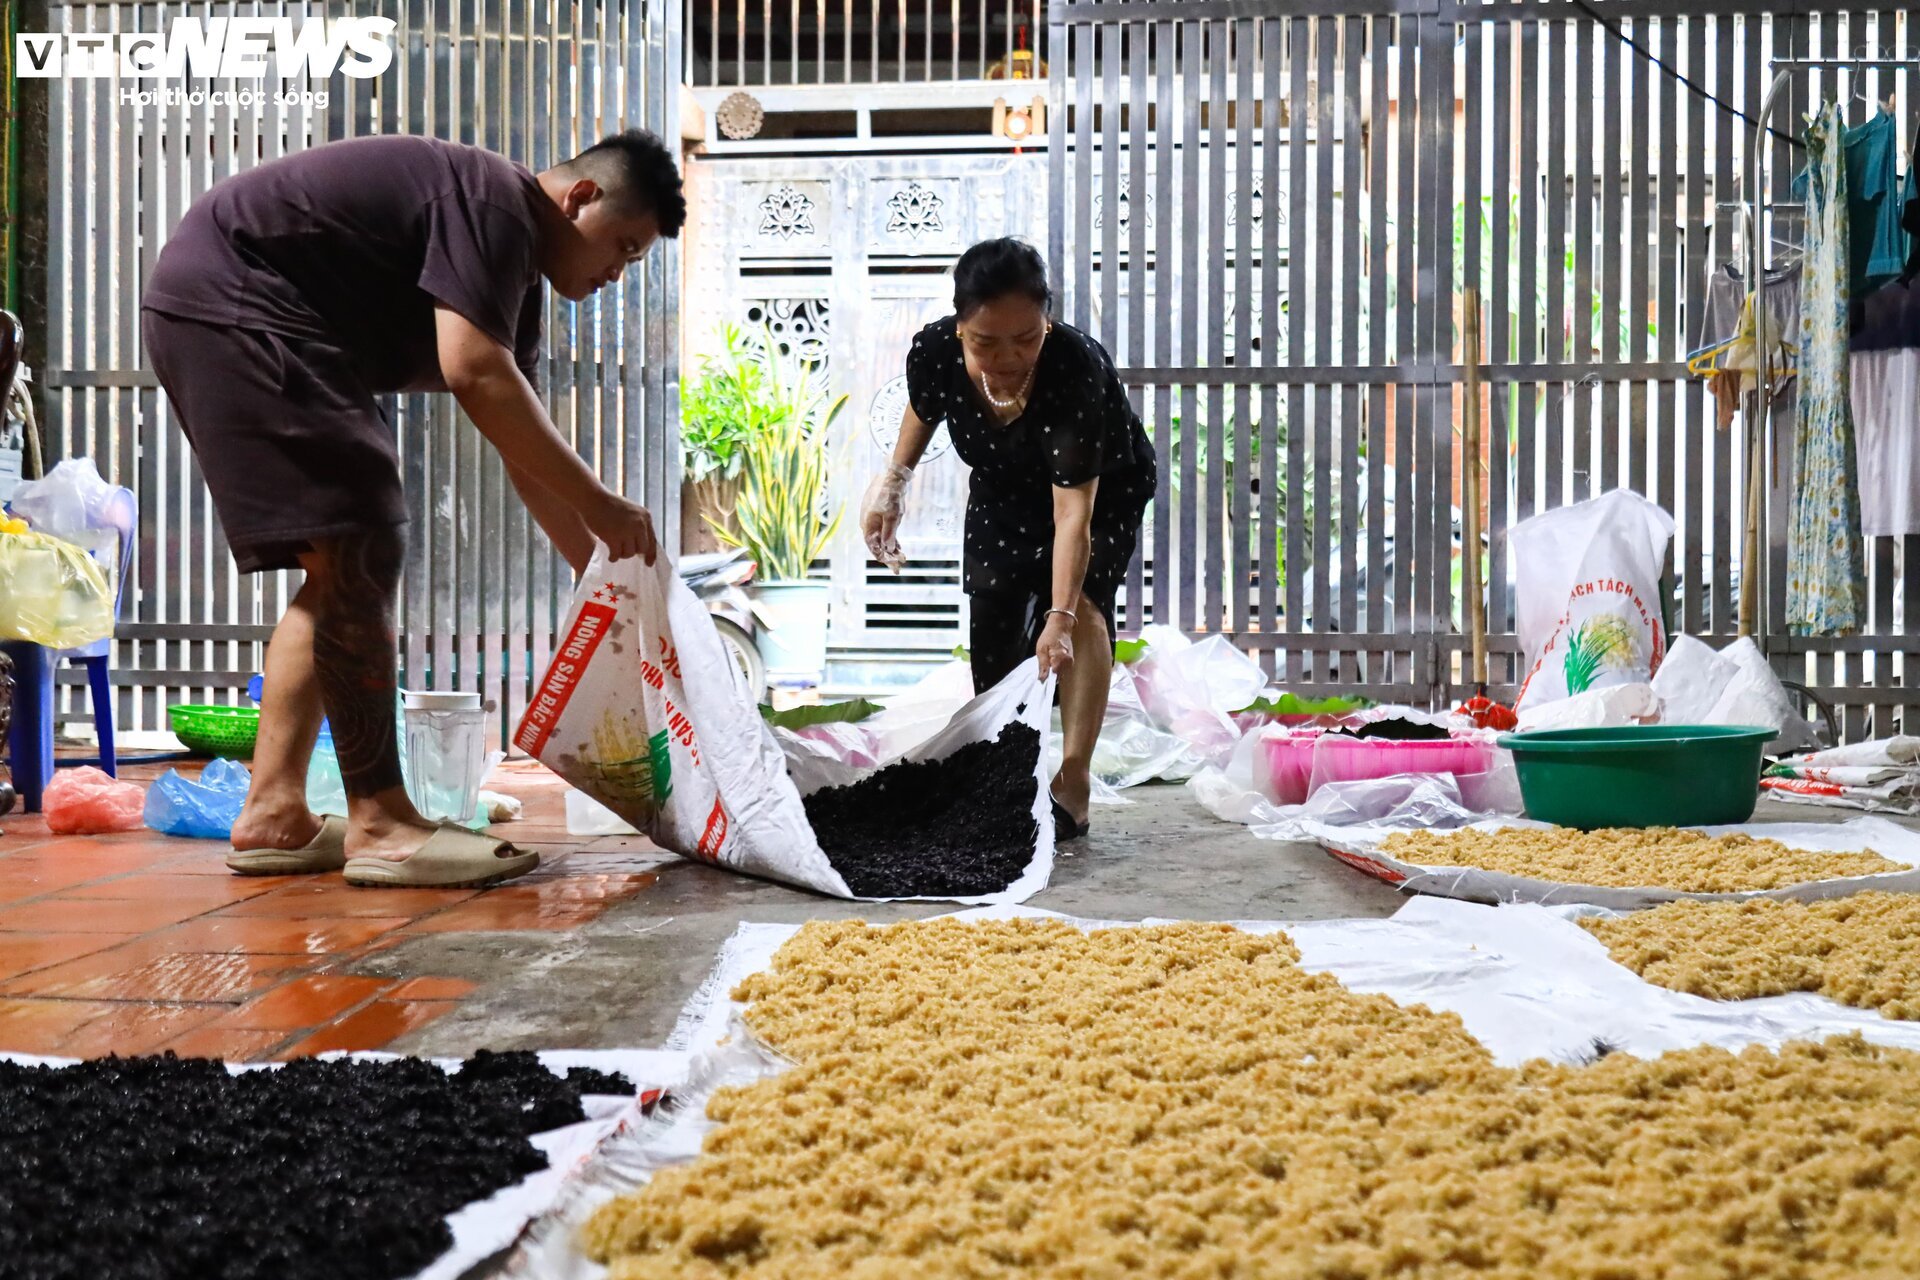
[1,485,137,811]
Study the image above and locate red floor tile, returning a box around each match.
[213,884,478,920]
[58,875,290,906]
[158,854,267,876]
[216,974,394,1031]
[0,932,125,978]
[279,999,454,1057]
[55,1002,227,1058]
[385,976,478,1001]
[0,997,121,1053]
[0,815,55,843]
[2,942,290,1002]
[8,838,189,873]
[160,1025,295,1062]
[0,897,217,934]
[147,915,411,956]
[0,865,112,905]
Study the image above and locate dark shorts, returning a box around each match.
[142,310,407,574]
[967,581,1119,696]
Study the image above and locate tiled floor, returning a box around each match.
[0,758,664,1061]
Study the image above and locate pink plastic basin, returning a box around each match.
[1260,731,1323,805]
[1308,734,1494,793]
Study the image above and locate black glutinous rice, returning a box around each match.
[0,1048,633,1280]
[803,721,1042,898]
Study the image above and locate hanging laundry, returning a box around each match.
[1850,272,1920,537]
[1787,104,1868,637]
[1793,111,1909,296]
[1688,263,1801,429]
[1696,260,1803,356]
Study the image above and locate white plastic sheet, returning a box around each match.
[1652,634,1819,752]
[1305,815,1920,909]
[1514,682,1659,731]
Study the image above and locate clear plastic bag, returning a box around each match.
[1129,626,1268,767]
[0,530,113,648]
[145,758,251,840]
[43,766,145,834]
[7,457,120,541]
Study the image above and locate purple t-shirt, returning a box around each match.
[143,135,545,394]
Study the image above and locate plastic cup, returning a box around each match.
[401,690,487,824]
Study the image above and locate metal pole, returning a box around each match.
[1742,68,1789,639]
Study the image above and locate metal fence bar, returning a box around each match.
[1260,15,1282,651]
[1364,12,1388,647]
[1679,10,1705,635]
[1231,18,1253,638]
[1598,15,1621,495]
[1486,15,1511,645]
[1204,20,1228,634]
[1178,19,1200,633]
[1285,15,1308,665]
[1151,18,1174,628]
[1123,18,1147,628]
[1570,17,1592,506]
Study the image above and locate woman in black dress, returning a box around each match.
[860,238,1156,839]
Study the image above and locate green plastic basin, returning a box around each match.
[1495,724,1774,829]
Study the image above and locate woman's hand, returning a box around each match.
[860,463,914,571]
[1036,612,1075,678]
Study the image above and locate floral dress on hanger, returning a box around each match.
[1787,102,1868,637]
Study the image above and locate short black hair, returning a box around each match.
[559,129,687,237]
[952,237,1051,320]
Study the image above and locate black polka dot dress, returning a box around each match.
[905,317,1157,687]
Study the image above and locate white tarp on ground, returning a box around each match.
[0,1047,690,1280]
[1302,816,1920,910]
[496,898,1920,1278]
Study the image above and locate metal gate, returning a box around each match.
[42,0,681,745]
[1049,0,1920,735]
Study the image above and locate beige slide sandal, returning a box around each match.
[228,815,350,876]
[344,826,540,889]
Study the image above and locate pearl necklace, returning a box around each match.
[979,362,1035,413]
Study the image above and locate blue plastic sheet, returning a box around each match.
[144,758,251,840]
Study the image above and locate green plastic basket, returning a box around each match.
[1496,724,1774,829]
[169,704,261,760]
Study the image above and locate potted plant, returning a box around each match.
[712,329,847,686]
[679,324,778,552]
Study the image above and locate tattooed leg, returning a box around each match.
[228,574,328,853]
[300,528,436,861]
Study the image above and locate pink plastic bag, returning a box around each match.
[43,766,147,834]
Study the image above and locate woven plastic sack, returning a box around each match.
[0,529,113,648]
[43,766,145,834]
[1511,489,1674,712]
[515,549,1055,902]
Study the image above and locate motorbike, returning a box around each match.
[679,547,764,696]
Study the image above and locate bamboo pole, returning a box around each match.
[1462,288,1487,688]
